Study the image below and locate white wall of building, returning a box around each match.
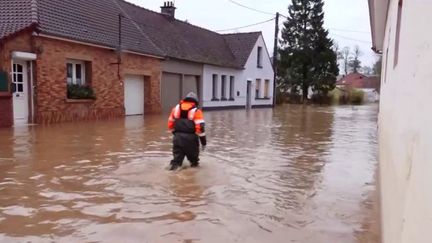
[378,1,432,242]
[202,35,275,109]
[243,35,274,107]
[202,65,243,108]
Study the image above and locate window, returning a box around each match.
[394,0,403,67]
[257,46,263,68]
[229,76,235,100]
[67,59,86,85]
[264,79,270,98]
[221,75,227,100]
[212,74,218,100]
[255,79,261,99]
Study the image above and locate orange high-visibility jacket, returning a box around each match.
[168,101,205,137]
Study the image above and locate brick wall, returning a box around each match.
[0,96,13,127]
[34,36,162,124]
[122,53,162,114]
[0,32,33,127]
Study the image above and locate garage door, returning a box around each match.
[182,75,199,98]
[161,72,181,112]
[124,75,144,116]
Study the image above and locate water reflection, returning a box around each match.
[0,105,379,242]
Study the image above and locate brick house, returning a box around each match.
[336,73,380,102]
[0,0,274,127]
[0,0,164,127]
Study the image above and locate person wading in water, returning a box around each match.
[167,92,207,171]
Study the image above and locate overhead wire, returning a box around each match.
[216,17,275,32]
[330,33,372,44]
[228,0,275,16]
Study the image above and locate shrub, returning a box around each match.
[311,93,332,105]
[349,88,364,105]
[67,84,96,99]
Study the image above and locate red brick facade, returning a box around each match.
[0,33,162,127]
[0,31,34,127]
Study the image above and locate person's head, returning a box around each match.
[184,92,199,105]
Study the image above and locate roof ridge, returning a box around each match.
[222,31,262,36]
[112,0,165,55]
[118,0,226,37]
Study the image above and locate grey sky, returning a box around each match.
[127,0,379,69]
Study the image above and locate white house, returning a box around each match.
[369,0,432,243]
[203,33,274,109]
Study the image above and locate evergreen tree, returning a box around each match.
[278,0,339,101]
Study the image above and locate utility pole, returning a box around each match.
[272,12,280,107]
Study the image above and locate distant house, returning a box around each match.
[336,73,380,102]
[0,0,274,127]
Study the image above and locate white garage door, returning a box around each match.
[124,75,144,116]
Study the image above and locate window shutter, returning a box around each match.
[0,71,9,92]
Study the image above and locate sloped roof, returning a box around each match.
[223,32,261,67]
[38,0,164,57]
[337,73,380,89]
[117,0,242,68]
[0,0,37,40]
[0,0,263,68]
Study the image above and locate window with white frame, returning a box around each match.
[255,79,261,99]
[257,46,263,68]
[264,79,270,98]
[394,0,403,67]
[229,76,235,100]
[212,74,218,100]
[221,75,227,100]
[67,59,86,85]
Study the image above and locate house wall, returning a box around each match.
[243,35,274,107]
[202,65,243,108]
[161,59,203,112]
[202,35,275,109]
[0,32,34,127]
[378,1,432,243]
[33,36,162,124]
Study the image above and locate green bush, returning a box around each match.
[67,84,96,99]
[349,89,364,105]
[311,93,332,105]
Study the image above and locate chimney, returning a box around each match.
[160,1,176,19]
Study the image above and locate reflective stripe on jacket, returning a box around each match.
[168,101,205,136]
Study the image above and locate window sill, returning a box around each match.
[65,98,95,103]
[211,98,220,101]
[0,92,12,98]
[255,97,271,100]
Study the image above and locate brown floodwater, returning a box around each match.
[0,104,380,243]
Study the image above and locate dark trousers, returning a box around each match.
[171,132,200,166]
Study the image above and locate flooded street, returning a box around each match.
[0,105,379,243]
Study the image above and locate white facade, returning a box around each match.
[369,0,432,243]
[202,35,274,109]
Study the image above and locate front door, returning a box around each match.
[124,75,144,116]
[12,61,29,124]
[246,80,252,109]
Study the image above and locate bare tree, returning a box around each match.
[341,46,351,75]
[333,42,343,60]
[349,45,362,73]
